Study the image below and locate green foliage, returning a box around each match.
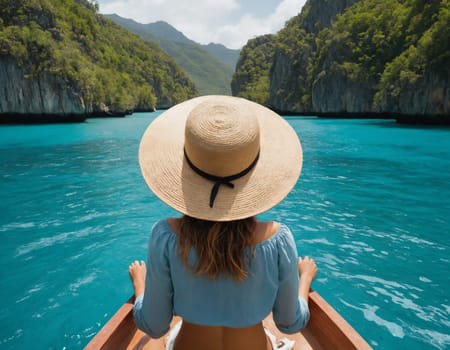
[231,35,276,104]
[0,0,197,113]
[374,45,420,104]
[417,0,450,71]
[315,0,410,83]
[375,0,450,106]
[157,40,232,95]
[203,43,240,72]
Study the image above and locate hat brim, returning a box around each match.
[139,95,302,221]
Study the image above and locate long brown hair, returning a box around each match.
[178,215,256,281]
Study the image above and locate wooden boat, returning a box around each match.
[85,290,372,350]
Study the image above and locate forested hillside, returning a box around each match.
[232,0,450,123]
[203,43,240,72]
[231,34,276,104]
[106,15,239,95]
[0,0,197,122]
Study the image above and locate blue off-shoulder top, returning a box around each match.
[133,219,310,338]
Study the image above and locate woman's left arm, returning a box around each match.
[272,227,313,334]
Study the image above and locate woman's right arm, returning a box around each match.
[133,226,174,338]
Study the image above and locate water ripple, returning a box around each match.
[15,226,102,256]
[362,304,405,338]
[69,272,98,294]
[0,329,23,345]
[408,327,450,350]
[0,222,36,232]
[335,272,421,291]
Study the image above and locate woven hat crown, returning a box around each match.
[184,99,260,177]
[138,95,303,221]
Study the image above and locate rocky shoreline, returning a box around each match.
[276,111,450,125]
[0,113,88,124]
[0,108,158,124]
[2,109,448,125]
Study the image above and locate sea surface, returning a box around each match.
[0,113,449,349]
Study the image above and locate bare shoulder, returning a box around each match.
[254,220,280,244]
[167,217,182,236]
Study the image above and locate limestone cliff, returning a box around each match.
[270,0,360,113]
[233,0,450,123]
[0,57,89,122]
[269,39,314,113]
[377,69,450,122]
[297,0,360,34]
[311,65,374,115]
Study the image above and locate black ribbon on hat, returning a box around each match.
[184,148,260,208]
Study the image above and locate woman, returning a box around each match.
[129,96,317,350]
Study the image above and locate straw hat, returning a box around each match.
[139,95,302,221]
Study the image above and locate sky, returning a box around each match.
[96,0,307,49]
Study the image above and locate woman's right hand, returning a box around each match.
[298,256,317,281]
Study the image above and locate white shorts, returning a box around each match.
[165,321,295,350]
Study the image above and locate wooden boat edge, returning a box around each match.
[84,296,136,350]
[306,291,372,349]
[85,291,372,349]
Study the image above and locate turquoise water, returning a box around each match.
[0,113,449,349]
